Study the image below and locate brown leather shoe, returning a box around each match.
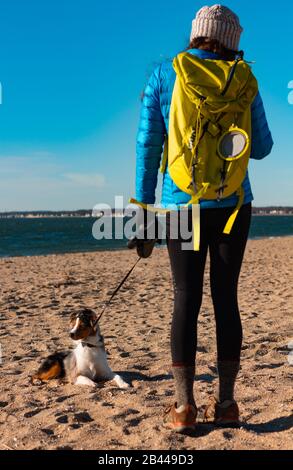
[204,397,240,427]
[163,403,197,433]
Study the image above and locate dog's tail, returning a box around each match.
[32,352,68,383]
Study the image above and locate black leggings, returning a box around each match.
[166,203,252,366]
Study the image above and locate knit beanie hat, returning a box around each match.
[190,4,243,51]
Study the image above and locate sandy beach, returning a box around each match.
[0,237,292,451]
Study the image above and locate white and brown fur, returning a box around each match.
[33,308,129,389]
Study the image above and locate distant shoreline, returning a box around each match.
[1,210,293,219]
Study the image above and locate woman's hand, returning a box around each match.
[127,237,158,259]
[127,209,161,259]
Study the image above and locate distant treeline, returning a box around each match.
[0,210,94,218]
[252,207,293,215]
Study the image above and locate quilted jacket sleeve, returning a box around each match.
[250,91,274,160]
[135,66,166,204]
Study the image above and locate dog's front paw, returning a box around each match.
[113,374,131,389]
[120,381,131,389]
[75,375,97,387]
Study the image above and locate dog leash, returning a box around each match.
[94,257,141,327]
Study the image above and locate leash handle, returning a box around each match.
[94,257,141,326]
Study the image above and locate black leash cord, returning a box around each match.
[221,51,244,97]
[94,257,141,325]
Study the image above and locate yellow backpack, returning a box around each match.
[131,52,258,251]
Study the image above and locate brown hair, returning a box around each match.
[188,37,238,61]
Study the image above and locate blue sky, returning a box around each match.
[0,0,292,211]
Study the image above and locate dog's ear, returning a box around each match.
[70,312,78,322]
[89,311,98,327]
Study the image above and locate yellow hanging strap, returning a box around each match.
[223,185,245,235]
[191,185,209,252]
[187,183,210,207]
[186,183,210,252]
[185,101,206,252]
[192,202,201,252]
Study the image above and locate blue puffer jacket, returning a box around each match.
[135,48,273,209]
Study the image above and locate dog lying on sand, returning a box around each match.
[32,308,130,389]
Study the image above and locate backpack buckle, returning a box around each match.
[207,121,221,137]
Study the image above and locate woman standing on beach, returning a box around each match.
[131,5,273,432]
